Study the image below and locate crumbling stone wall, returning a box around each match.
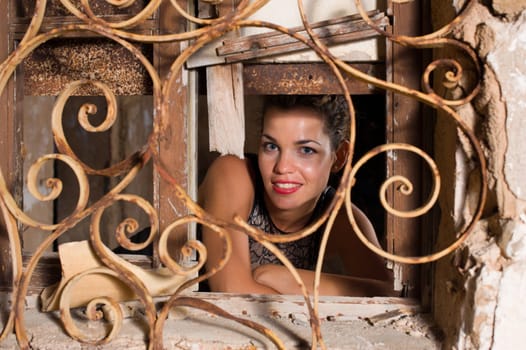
[432,1,526,349]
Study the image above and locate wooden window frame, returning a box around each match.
[0,0,430,304]
[0,1,447,348]
[202,0,429,299]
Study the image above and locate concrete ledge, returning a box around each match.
[0,293,442,349]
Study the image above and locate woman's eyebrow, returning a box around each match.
[261,134,322,146]
[261,134,275,141]
[296,139,322,146]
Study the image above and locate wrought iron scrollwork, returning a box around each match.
[0,0,487,349]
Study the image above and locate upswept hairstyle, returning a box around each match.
[261,95,350,150]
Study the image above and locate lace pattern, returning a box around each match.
[247,186,334,270]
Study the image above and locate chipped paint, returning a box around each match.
[387,150,397,160]
[487,12,526,201]
[432,2,526,349]
[0,0,491,349]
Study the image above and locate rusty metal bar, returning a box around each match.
[243,62,385,95]
[0,0,486,349]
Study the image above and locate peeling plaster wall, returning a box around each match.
[489,16,526,201]
[432,1,526,349]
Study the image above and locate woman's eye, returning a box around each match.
[300,146,316,155]
[263,142,278,152]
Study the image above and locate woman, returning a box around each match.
[198,95,394,296]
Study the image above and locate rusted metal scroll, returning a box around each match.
[0,0,486,349]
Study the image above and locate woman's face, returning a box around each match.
[258,106,336,215]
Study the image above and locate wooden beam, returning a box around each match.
[0,0,17,289]
[154,0,192,267]
[385,0,424,299]
[206,63,245,157]
[217,11,388,64]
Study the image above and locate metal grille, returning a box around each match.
[0,1,486,349]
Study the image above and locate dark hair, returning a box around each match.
[261,95,350,150]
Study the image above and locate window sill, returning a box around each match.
[3,293,442,349]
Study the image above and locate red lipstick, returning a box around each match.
[272,181,301,195]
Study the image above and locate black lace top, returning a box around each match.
[246,155,335,270]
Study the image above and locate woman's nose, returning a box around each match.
[274,152,294,174]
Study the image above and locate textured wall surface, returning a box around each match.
[492,0,526,16]
[433,2,526,349]
[484,9,526,350]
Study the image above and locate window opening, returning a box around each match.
[0,0,488,349]
[198,93,387,243]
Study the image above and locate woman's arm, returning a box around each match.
[199,155,278,294]
[253,264,397,297]
[253,203,396,297]
[199,156,393,296]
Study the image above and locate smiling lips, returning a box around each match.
[272,181,301,195]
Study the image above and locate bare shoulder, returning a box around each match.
[198,155,255,218]
[199,155,253,194]
[205,154,251,177]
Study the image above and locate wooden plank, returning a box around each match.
[217,10,384,56]
[243,63,384,95]
[186,8,386,68]
[206,63,245,157]
[154,0,192,268]
[1,1,42,290]
[385,0,423,298]
[0,0,18,289]
[224,28,382,64]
